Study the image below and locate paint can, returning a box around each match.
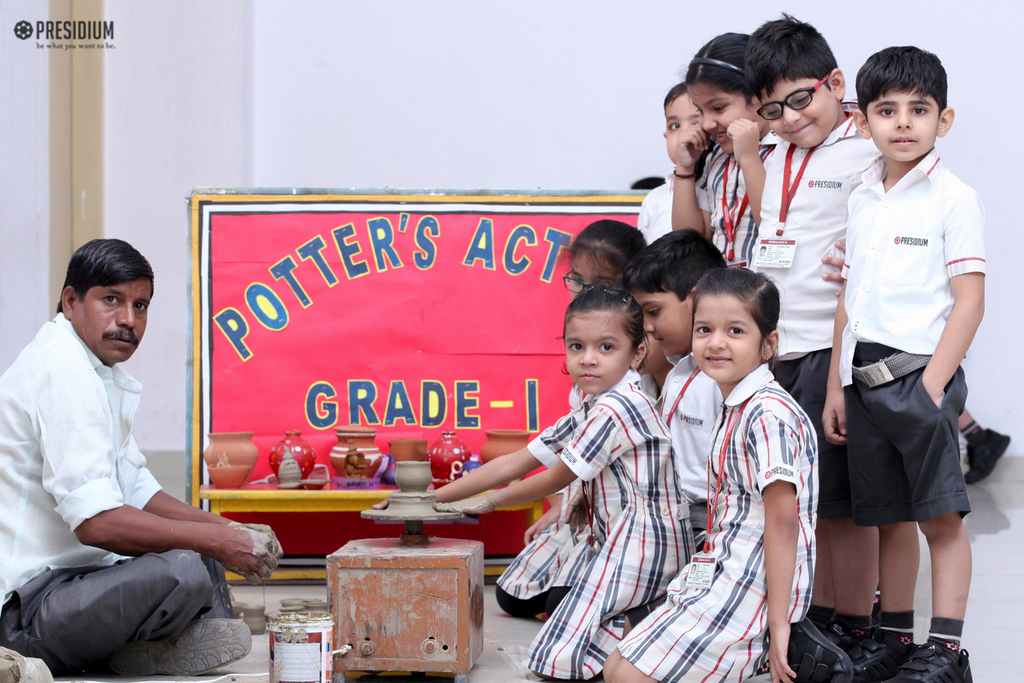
[268,611,334,683]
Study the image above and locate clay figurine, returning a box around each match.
[277,451,302,489]
[344,443,366,479]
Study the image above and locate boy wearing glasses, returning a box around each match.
[823,46,980,683]
[744,13,886,676]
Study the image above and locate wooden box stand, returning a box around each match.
[327,538,484,682]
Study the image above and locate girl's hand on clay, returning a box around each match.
[371,495,391,510]
[434,494,498,515]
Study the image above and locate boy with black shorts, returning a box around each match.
[745,14,883,662]
[824,46,981,683]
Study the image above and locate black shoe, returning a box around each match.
[822,618,863,654]
[965,429,1010,483]
[788,618,855,683]
[885,641,972,682]
[848,630,911,682]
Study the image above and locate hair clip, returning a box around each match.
[689,57,745,75]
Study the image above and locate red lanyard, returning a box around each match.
[777,144,815,234]
[720,158,750,262]
[704,397,752,553]
[665,367,702,428]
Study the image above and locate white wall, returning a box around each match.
[0,0,52,372]
[2,0,1021,458]
[102,0,250,449]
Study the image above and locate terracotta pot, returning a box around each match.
[330,426,381,478]
[204,432,257,487]
[479,429,531,463]
[203,432,259,471]
[428,431,471,488]
[394,461,431,492]
[390,438,427,462]
[207,464,252,489]
[269,430,316,479]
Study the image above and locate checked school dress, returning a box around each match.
[524,373,692,679]
[618,365,817,682]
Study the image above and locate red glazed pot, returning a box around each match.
[269,430,317,479]
[427,431,471,488]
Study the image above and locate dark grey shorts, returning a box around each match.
[776,348,851,519]
[845,343,970,527]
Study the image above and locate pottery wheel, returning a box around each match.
[360,492,464,522]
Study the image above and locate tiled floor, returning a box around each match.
[59,455,1021,682]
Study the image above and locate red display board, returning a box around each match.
[188,191,641,554]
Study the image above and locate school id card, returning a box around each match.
[684,552,716,590]
[752,238,797,269]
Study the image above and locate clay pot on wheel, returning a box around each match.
[394,461,432,493]
[479,429,531,463]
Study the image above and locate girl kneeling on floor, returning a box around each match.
[435,285,691,680]
[604,269,818,683]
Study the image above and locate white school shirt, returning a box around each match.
[0,315,162,605]
[838,152,986,386]
[697,133,780,267]
[660,354,721,505]
[638,174,673,243]
[754,111,881,358]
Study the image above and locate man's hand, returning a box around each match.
[229,522,283,559]
[674,127,710,176]
[218,526,279,585]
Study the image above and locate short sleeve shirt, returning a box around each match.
[754,112,881,357]
[839,153,986,385]
[660,354,721,504]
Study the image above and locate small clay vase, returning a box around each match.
[394,461,431,493]
[242,605,266,635]
[331,426,382,478]
[428,431,471,488]
[479,429,531,463]
[269,431,316,479]
[390,438,427,462]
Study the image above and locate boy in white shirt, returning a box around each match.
[744,14,883,665]
[824,46,982,683]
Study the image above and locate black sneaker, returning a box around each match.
[822,618,863,654]
[885,641,972,682]
[848,630,911,682]
[965,429,1010,483]
[788,618,854,683]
